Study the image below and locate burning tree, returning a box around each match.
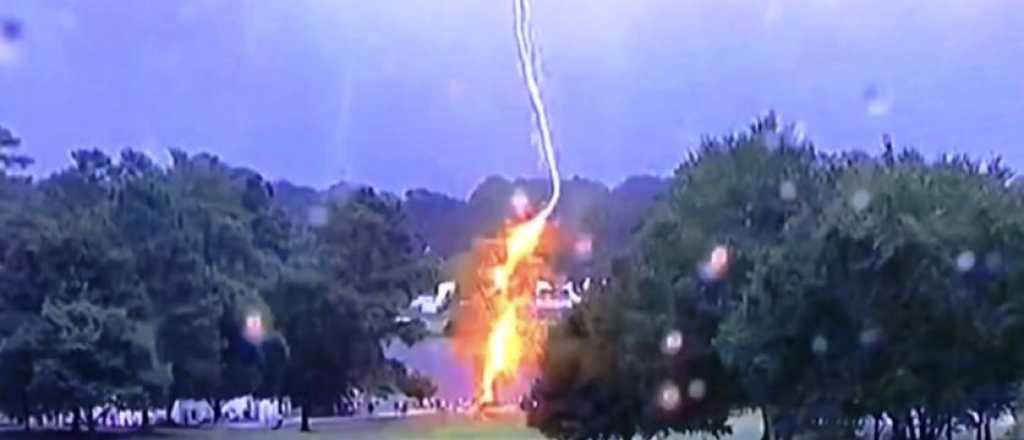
[453,212,558,406]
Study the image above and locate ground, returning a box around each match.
[0,412,764,440]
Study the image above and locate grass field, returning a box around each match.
[1,412,764,440]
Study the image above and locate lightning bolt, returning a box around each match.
[514,0,561,218]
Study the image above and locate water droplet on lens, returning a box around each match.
[811,335,829,355]
[859,328,881,346]
[850,190,871,212]
[661,330,684,356]
[700,245,730,281]
[687,379,707,401]
[863,84,893,117]
[658,382,681,411]
[307,205,328,227]
[779,180,797,201]
[956,251,976,272]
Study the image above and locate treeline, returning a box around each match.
[527,116,1024,440]
[402,175,668,269]
[0,127,431,432]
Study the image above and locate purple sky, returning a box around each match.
[2,0,1022,196]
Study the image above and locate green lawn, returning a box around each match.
[2,413,764,440]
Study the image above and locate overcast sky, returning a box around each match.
[1,0,1021,197]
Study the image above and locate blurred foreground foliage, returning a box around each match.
[527,115,1024,440]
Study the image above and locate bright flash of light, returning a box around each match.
[514,0,561,217]
[480,298,524,403]
[492,267,508,292]
[511,189,531,218]
[474,0,563,406]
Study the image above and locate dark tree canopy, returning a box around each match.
[527,116,1024,440]
[0,141,430,432]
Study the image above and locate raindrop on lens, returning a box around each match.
[687,379,707,401]
[307,205,328,227]
[956,251,976,273]
[244,313,264,342]
[811,335,828,355]
[658,382,681,411]
[779,180,797,201]
[661,330,684,356]
[700,245,730,281]
[863,84,893,117]
[850,189,871,212]
[574,235,593,260]
[859,328,881,346]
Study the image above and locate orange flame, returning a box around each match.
[478,215,549,403]
[455,0,562,407]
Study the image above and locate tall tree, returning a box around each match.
[0,128,42,429]
[268,188,429,432]
[529,115,811,439]
[5,151,170,431]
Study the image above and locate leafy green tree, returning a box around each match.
[0,129,42,429]
[582,175,669,277]
[0,150,170,431]
[266,188,430,432]
[717,146,1024,440]
[28,299,168,432]
[0,126,32,175]
[317,188,431,343]
[145,150,288,422]
[529,115,810,439]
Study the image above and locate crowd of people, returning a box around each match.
[1,394,503,432]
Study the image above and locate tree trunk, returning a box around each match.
[983,414,992,440]
[760,408,774,440]
[946,417,953,440]
[893,417,906,440]
[142,407,150,429]
[211,399,223,424]
[165,394,177,426]
[86,408,96,432]
[72,409,81,432]
[874,415,882,440]
[300,400,311,432]
[20,389,29,432]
